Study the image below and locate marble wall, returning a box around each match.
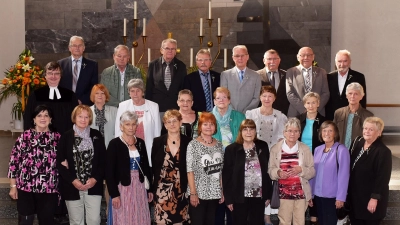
[25,0,331,74]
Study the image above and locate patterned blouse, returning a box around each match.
[73,137,94,184]
[244,145,262,198]
[8,129,61,193]
[279,150,305,200]
[186,139,224,200]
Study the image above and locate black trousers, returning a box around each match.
[215,202,233,225]
[189,199,219,225]
[17,189,58,225]
[349,213,382,225]
[314,195,337,225]
[231,197,265,225]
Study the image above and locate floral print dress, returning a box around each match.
[154,146,189,224]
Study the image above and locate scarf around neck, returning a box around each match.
[212,105,233,127]
[73,124,93,152]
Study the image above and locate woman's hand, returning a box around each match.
[336,200,344,209]
[61,160,69,169]
[265,199,270,207]
[219,194,225,204]
[72,179,86,191]
[147,192,154,203]
[190,194,200,207]
[367,198,378,213]
[9,187,17,200]
[227,204,234,211]
[112,197,121,209]
[308,199,314,207]
[278,170,289,179]
[84,178,97,189]
[287,165,302,177]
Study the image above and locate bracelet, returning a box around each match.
[10,184,16,188]
[190,193,197,196]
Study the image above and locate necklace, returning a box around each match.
[121,135,135,147]
[168,136,180,145]
[200,135,213,144]
[324,147,331,153]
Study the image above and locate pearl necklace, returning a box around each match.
[121,135,136,147]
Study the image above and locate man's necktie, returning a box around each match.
[269,71,276,88]
[201,72,212,111]
[165,63,171,90]
[73,59,79,92]
[239,70,244,83]
[304,68,312,93]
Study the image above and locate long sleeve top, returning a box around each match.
[8,129,61,193]
[310,142,350,201]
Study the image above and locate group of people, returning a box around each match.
[7,34,392,225]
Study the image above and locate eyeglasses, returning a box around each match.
[178,99,192,104]
[196,59,211,63]
[46,72,61,76]
[285,129,300,134]
[298,54,314,58]
[233,54,248,59]
[165,119,179,125]
[215,96,228,101]
[70,44,84,49]
[162,47,177,52]
[266,58,280,61]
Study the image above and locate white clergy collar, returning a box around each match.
[49,86,61,100]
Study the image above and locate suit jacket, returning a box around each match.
[333,106,373,145]
[256,68,290,115]
[223,140,272,205]
[106,137,152,197]
[56,128,106,200]
[151,134,191,194]
[286,66,330,117]
[220,67,261,113]
[100,64,142,107]
[325,69,367,120]
[58,56,98,106]
[145,56,186,112]
[183,70,220,112]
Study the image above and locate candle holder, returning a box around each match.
[211,35,222,67]
[198,36,204,48]
[224,67,227,71]
[206,19,213,48]
[132,19,139,48]
[122,36,127,45]
[136,36,147,65]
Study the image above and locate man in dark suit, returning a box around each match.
[183,49,220,112]
[286,47,330,117]
[145,38,186,116]
[58,36,98,105]
[256,49,289,115]
[325,49,367,120]
[221,45,261,113]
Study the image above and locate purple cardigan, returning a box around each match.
[310,142,350,201]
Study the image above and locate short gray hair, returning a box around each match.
[302,92,320,104]
[69,36,85,46]
[120,111,138,126]
[114,45,129,54]
[161,38,177,48]
[127,79,144,92]
[335,49,351,61]
[346,82,364,97]
[232,45,248,55]
[284,117,301,132]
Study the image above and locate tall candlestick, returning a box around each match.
[224,48,227,68]
[208,48,211,55]
[190,48,193,67]
[208,1,212,19]
[132,48,135,66]
[148,48,151,66]
[217,18,221,36]
[123,18,127,36]
[199,18,203,36]
[143,18,146,36]
[134,1,137,19]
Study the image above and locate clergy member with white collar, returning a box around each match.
[24,61,79,134]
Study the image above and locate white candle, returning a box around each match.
[199,18,203,36]
[123,18,127,36]
[208,48,211,55]
[218,18,221,36]
[224,48,227,68]
[209,1,212,19]
[190,48,193,67]
[148,48,151,66]
[134,1,137,19]
[143,18,146,36]
[132,48,135,66]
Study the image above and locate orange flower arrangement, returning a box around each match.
[0,49,46,119]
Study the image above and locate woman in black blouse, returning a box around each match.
[57,104,106,225]
[223,119,272,225]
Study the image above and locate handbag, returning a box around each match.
[133,157,150,190]
[270,180,280,209]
